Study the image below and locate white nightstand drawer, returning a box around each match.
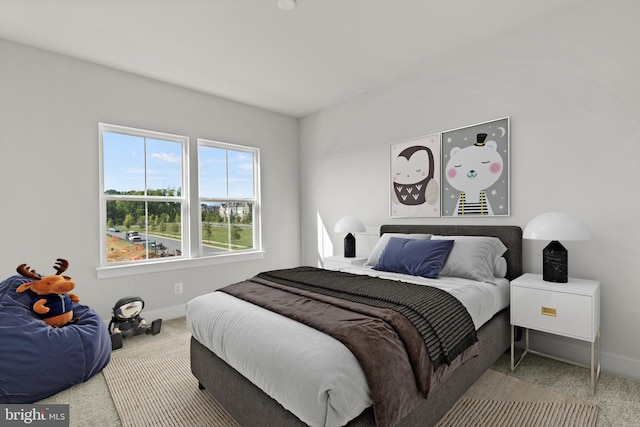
[511,286,594,341]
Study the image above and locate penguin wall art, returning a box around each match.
[390,133,441,217]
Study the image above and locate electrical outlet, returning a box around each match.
[174,282,183,294]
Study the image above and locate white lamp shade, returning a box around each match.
[523,212,591,241]
[334,216,366,233]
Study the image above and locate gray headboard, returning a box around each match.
[379,224,522,281]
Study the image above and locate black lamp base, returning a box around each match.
[543,240,568,283]
[344,233,356,258]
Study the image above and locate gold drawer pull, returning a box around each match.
[541,307,557,317]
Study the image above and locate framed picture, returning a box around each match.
[441,117,510,217]
[390,133,441,218]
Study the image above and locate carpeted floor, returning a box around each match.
[39,317,640,426]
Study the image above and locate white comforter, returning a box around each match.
[186,267,509,427]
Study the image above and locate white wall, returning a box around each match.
[0,39,301,322]
[299,1,640,379]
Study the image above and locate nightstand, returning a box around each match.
[510,273,601,393]
[323,256,367,271]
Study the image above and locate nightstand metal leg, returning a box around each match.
[510,325,514,369]
[511,326,529,371]
[590,327,601,394]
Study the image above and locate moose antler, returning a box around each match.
[53,258,69,275]
[17,264,40,279]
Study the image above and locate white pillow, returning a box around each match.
[431,235,507,282]
[365,233,432,266]
[494,257,508,278]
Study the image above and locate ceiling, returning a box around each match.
[0,0,585,117]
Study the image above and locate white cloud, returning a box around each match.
[150,152,181,163]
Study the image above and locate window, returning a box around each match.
[198,139,260,256]
[99,123,261,274]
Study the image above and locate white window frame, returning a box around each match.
[97,123,263,278]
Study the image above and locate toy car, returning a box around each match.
[108,296,162,350]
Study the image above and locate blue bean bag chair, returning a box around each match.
[0,275,111,403]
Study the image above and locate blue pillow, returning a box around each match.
[373,238,454,279]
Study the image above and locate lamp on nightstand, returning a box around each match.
[523,212,591,283]
[334,216,366,258]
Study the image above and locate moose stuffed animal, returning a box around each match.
[15,258,80,328]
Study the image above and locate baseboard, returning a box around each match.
[519,331,640,381]
[143,304,187,322]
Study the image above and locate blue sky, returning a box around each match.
[198,145,254,199]
[103,132,254,198]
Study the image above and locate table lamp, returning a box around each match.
[334,216,366,258]
[523,212,591,283]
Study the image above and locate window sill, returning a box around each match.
[96,250,265,279]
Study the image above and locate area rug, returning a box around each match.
[436,399,598,427]
[436,369,599,427]
[103,357,239,427]
[110,331,191,359]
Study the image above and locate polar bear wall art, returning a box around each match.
[442,118,509,217]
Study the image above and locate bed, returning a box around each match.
[188,224,522,427]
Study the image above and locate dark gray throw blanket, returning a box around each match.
[258,267,478,368]
[220,266,478,427]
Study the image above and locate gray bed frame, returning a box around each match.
[191,224,522,426]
